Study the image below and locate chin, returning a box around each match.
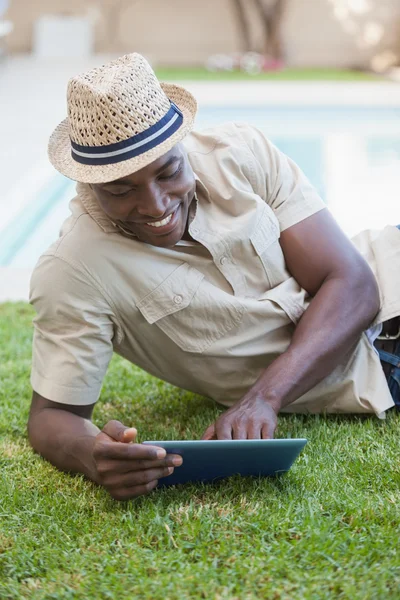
[152,233,182,248]
[151,222,186,248]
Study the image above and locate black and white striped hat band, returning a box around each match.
[70,102,183,166]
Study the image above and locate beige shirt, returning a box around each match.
[30,122,399,416]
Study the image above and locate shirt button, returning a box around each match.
[220,256,228,265]
[174,294,183,305]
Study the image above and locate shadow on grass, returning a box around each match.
[96,470,295,514]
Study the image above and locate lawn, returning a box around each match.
[1,302,399,599]
[155,67,384,82]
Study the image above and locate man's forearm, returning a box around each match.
[246,273,380,411]
[28,408,100,481]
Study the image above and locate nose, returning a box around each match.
[135,183,169,218]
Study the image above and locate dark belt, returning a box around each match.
[374,316,400,379]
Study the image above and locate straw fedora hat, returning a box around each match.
[48,53,197,184]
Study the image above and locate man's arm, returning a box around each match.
[28,391,100,480]
[202,209,380,440]
[28,391,182,500]
[28,256,182,498]
[247,209,379,408]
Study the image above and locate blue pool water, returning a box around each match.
[1,105,399,268]
[197,105,400,202]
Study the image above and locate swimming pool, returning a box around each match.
[1,105,399,269]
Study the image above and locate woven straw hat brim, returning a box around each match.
[48,83,197,184]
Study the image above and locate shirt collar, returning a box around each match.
[77,182,119,233]
[193,171,210,204]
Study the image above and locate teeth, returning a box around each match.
[147,212,173,228]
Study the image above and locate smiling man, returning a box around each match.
[91,148,196,247]
[28,53,400,501]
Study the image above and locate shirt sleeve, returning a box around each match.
[236,123,325,231]
[29,254,115,406]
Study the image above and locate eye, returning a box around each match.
[108,189,132,197]
[159,163,183,181]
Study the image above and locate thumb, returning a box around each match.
[122,427,137,443]
[101,420,137,443]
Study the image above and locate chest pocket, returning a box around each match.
[136,263,244,353]
[250,204,290,290]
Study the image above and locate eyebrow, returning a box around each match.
[155,155,181,175]
[104,155,181,187]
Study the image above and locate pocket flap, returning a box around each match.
[250,204,280,256]
[136,263,205,324]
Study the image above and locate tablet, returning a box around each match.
[142,438,307,487]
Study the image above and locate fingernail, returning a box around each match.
[172,457,183,466]
[167,467,174,475]
[124,428,136,438]
[157,450,166,459]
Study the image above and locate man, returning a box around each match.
[28,53,400,501]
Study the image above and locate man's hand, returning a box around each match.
[93,420,182,500]
[201,395,278,440]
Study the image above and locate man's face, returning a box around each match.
[90,144,196,248]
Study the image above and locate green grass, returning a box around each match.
[1,302,400,599]
[155,67,384,82]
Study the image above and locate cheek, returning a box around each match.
[92,190,111,215]
[175,170,195,198]
[96,196,109,214]
[96,194,128,220]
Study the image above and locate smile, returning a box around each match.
[139,205,181,236]
[146,212,174,228]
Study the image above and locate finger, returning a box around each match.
[122,428,137,443]
[201,424,216,440]
[106,466,174,489]
[97,454,183,475]
[215,420,233,440]
[261,422,275,439]
[111,480,159,501]
[95,441,167,461]
[232,421,247,440]
[246,424,261,440]
[127,454,182,471]
[101,420,137,443]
